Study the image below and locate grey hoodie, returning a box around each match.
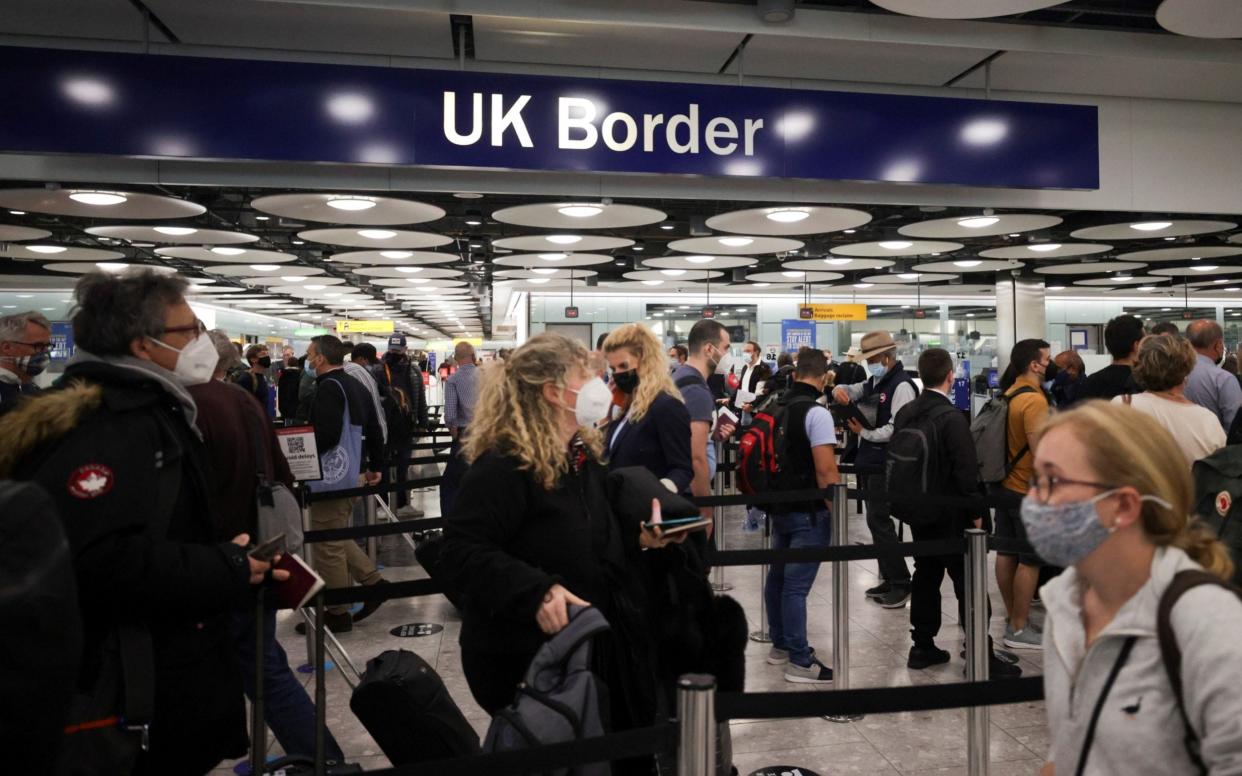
[1042,545,1242,775]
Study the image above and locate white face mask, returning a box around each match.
[713,345,734,376]
[146,332,217,385]
[566,377,613,427]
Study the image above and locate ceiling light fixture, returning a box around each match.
[281,276,307,283]
[1137,286,1156,292]
[879,240,914,250]
[153,226,197,236]
[641,280,664,286]
[357,229,396,240]
[558,205,603,218]
[255,216,270,221]
[9,210,25,215]
[718,237,754,247]
[1130,221,1173,232]
[249,264,280,271]
[379,250,412,260]
[531,268,559,275]
[824,258,853,266]
[685,256,715,264]
[27,245,67,254]
[1047,285,1066,291]
[69,191,127,206]
[661,269,687,276]
[898,272,921,280]
[528,278,552,284]
[538,253,567,261]
[546,235,582,245]
[781,271,804,278]
[95,262,129,271]
[396,267,425,273]
[765,209,809,223]
[957,216,999,229]
[843,229,856,234]
[407,279,431,284]
[326,197,376,211]
[752,282,771,287]
[1192,265,1219,272]
[1028,243,1061,253]
[953,260,982,268]
[853,283,873,289]
[212,247,246,256]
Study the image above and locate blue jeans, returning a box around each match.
[765,509,831,667]
[231,604,345,762]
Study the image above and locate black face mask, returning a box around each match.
[613,369,640,394]
[257,356,271,369]
[1042,360,1059,381]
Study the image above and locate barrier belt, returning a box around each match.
[410,441,453,451]
[715,677,1044,721]
[710,538,967,566]
[396,454,453,465]
[303,516,445,544]
[362,723,677,776]
[303,474,443,503]
[691,487,1014,510]
[317,577,443,608]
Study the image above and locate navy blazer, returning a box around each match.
[605,392,695,494]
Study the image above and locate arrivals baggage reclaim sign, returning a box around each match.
[0,46,1099,190]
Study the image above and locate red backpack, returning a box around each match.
[737,394,814,500]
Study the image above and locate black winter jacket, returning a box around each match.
[0,360,253,773]
[892,389,981,533]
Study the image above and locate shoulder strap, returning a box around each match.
[1157,569,1240,774]
[1075,636,1138,776]
[1002,385,1038,474]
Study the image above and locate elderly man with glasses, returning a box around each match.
[0,310,52,417]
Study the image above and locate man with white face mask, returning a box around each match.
[674,319,738,531]
[0,310,52,418]
[0,269,287,775]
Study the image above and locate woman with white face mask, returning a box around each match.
[437,333,682,729]
[1030,401,1242,776]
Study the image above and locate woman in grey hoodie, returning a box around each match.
[1027,401,1242,775]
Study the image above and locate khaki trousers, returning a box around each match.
[309,496,381,615]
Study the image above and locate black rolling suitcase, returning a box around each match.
[350,649,480,765]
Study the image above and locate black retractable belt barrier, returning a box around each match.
[303,474,443,503]
[318,577,443,608]
[303,516,445,544]
[710,538,967,567]
[715,677,1044,722]
[399,454,453,465]
[361,723,677,776]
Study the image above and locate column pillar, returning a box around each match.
[995,278,1047,374]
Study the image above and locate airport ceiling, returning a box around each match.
[2,184,1240,337]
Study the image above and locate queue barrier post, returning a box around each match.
[301,501,318,668]
[676,674,717,776]
[250,590,266,775]
[387,464,400,517]
[827,482,862,723]
[711,442,732,593]
[364,492,378,564]
[749,511,772,644]
[965,528,991,776]
[314,590,327,776]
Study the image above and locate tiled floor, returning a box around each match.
[212,480,1050,775]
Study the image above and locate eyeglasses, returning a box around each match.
[163,318,207,337]
[4,339,51,351]
[1028,474,1117,503]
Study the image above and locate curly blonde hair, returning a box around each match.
[1133,333,1197,392]
[602,323,684,424]
[1040,400,1234,581]
[461,332,603,490]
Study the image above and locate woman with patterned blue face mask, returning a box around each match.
[1028,401,1242,776]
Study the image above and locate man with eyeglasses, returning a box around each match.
[0,270,286,775]
[0,310,52,417]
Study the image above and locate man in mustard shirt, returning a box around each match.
[996,339,1052,651]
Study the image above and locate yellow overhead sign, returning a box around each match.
[335,320,395,334]
[798,304,868,322]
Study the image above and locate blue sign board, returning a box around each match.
[781,320,816,353]
[50,321,73,361]
[0,46,1099,189]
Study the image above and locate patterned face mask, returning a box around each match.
[1020,489,1171,567]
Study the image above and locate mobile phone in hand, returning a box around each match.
[249,533,286,562]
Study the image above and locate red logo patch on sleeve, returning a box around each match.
[1216,490,1232,517]
[67,464,114,499]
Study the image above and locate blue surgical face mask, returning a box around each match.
[305,357,317,377]
[1020,489,1171,567]
[867,362,887,379]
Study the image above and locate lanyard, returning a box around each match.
[1074,635,1138,776]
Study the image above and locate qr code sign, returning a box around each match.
[286,436,306,454]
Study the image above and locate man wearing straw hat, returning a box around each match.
[832,330,917,608]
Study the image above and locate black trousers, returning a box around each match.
[910,522,967,648]
[439,439,466,517]
[866,472,911,585]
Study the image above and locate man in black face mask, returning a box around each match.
[0,310,52,418]
[238,344,273,418]
[377,335,429,517]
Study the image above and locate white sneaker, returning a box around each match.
[784,656,834,684]
[395,505,425,518]
[766,647,789,665]
[1003,623,1043,650]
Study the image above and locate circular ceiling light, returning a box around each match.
[280,276,306,283]
[212,247,246,256]
[957,216,999,229]
[558,205,603,218]
[685,256,715,264]
[765,209,810,223]
[854,282,874,289]
[249,264,280,271]
[1192,265,1219,272]
[380,250,413,260]
[782,271,805,278]
[326,197,377,212]
[824,258,854,266]
[661,269,687,276]
[718,236,754,247]
[407,279,432,285]
[898,272,921,280]
[27,245,68,254]
[357,229,397,240]
[528,278,552,284]
[96,262,130,271]
[396,267,425,273]
[538,253,568,261]
[752,283,771,288]
[879,241,914,250]
[69,192,127,206]
[545,235,582,245]
[1131,221,1173,232]
[304,284,326,290]
[954,260,982,267]
[531,268,559,275]
[1028,243,1062,252]
[153,226,198,236]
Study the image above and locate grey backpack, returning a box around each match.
[969,385,1035,486]
[482,605,610,776]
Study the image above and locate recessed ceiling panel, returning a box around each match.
[0,225,51,242]
[1149,266,1242,278]
[1114,246,1242,263]
[1035,262,1148,275]
[869,1,1065,19]
[979,243,1112,259]
[860,272,959,284]
[371,278,468,288]
[625,269,724,282]
[705,206,871,236]
[156,247,298,264]
[1069,220,1236,240]
[0,188,205,219]
[43,262,176,274]
[250,193,444,225]
[491,234,634,252]
[1156,0,1242,39]
[205,264,322,277]
[898,214,1062,238]
[0,244,125,261]
[492,253,615,268]
[329,250,459,266]
[492,202,666,230]
[297,228,453,249]
[86,225,258,245]
[351,267,464,279]
[668,236,804,255]
[782,258,895,271]
[640,256,757,270]
[830,240,963,257]
[744,270,843,283]
[912,259,1025,272]
[1074,276,1169,286]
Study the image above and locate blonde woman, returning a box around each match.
[1030,401,1242,775]
[438,333,680,719]
[602,323,694,494]
[1117,333,1225,466]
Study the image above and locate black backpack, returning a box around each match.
[886,402,959,527]
[1191,446,1242,586]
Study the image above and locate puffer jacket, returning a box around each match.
[1042,545,1242,775]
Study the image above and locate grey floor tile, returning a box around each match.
[730,740,902,776]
